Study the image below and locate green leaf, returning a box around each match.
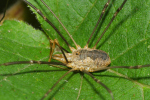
[0,0,150,100]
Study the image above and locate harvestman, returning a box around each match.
[0,0,150,100]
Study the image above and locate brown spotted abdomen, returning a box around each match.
[78,49,110,67]
[66,49,111,72]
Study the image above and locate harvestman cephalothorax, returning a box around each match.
[0,0,150,100]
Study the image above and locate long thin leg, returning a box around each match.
[52,65,69,70]
[0,0,9,23]
[83,70,114,100]
[93,0,127,49]
[41,0,79,49]
[0,60,69,70]
[0,60,66,66]
[22,0,71,48]
[93,64,150,71]
[41,69,75,100]
[85,0,111,48]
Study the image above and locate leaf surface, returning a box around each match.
[0,0,150,100]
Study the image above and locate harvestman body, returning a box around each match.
[1,0,150,100]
